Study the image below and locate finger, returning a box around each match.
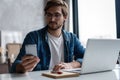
[22,55,34,61]
[53,65,59,71]
[24,60,38,72]
[62,63,73,69]
[58,65,65,70]
[22,59,33,66]
[22,57,40,66]
[22,57,40,72]
[53,64,64,71]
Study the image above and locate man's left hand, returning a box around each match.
[53,61,81,72]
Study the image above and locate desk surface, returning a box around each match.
[0,67,120,80]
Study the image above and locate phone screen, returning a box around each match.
[25,44,37,56]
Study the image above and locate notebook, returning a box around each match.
[63,39,120,74]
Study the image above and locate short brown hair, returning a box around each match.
[44,0,68,16]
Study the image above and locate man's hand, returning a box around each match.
[53,62,72,72]
[16,55,40,73]
[53,61,81,72]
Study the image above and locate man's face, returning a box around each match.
[45,6,67,30]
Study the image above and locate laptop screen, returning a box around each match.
[80,39,120,74]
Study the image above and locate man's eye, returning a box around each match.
[46,14,52,17]
[55,14,61,17]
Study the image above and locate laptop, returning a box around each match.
[63,39,120,74]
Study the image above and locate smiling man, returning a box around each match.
[11,0,85,73]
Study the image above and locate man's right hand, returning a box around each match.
[16,55,40,73]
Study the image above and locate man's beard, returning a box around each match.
[48,22,62,30]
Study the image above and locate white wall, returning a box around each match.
[0,0,71,43]
[0,0,45,40]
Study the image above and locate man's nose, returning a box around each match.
[51,16,56,21]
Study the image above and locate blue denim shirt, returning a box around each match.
[11,26,85,73]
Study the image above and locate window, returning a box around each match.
[78,0,116,47]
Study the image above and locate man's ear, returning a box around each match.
[64,15,67,19]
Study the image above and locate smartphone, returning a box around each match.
[25,44,37,56]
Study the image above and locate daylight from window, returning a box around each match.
[78,0,116,47]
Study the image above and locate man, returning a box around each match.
[11,0,85,73]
